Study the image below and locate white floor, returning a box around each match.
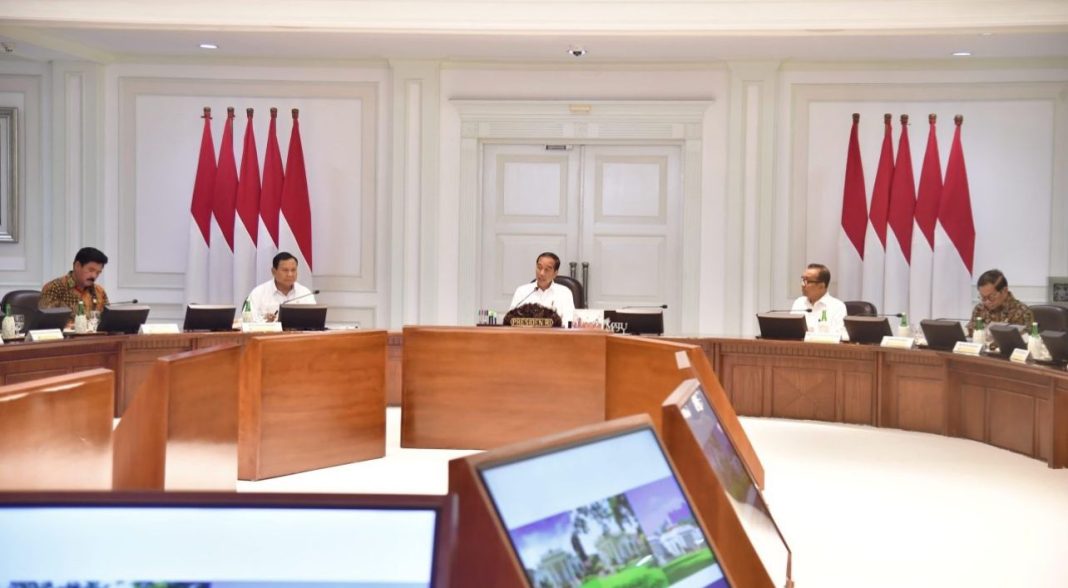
[239,409,1068,588]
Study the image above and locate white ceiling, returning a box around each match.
[1,0,1067,64]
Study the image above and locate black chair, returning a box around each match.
[844,300,878,317]
[1030,304,1068,333]
[1,289,42,319]
[553,275,586,309]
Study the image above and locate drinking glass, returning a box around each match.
[87,310,100,332]
[12,314,24,335]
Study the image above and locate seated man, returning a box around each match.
[39,247,110,323]
[790,263,847,335]
[967,269,1034,336]
[508,252,575,327]
[246,251,316,322]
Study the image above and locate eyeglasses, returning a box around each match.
[979,289,1004,303]
[801,277,824,286]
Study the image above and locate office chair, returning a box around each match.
[844,300,878,317]
[1,289,42,318]
[553,275,586,309]
[1030,304,1068,332]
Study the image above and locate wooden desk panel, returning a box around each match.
[239,330,387,480]
[0,368,114,490]
[604,335,697,430]
[402,327,606,449]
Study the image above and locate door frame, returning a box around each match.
[454,100,712,329]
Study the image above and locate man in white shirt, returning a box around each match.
[246,251,316,322]
[791,263,847,335]
[508,252,576,327]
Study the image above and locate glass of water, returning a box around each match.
[87,310,100,332]
[12,314,24,335]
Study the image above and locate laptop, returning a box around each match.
[988,323,1027,357]
[278,304,328,331]
[24,307,72,332]
[844,316,893,344]
[1039,330,1068,365]
[603,308,664,335]
[919,319,967,351]
[96,304,151,334]
[756,312,808,341]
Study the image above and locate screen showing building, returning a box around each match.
[480,427,729,588]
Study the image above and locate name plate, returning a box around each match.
[881,336,916,349]
[139,323,180,335]
[28,329,65,342]
[242,322,283,333]
[507,317,555,328]
[1010,348,1031,364]
[804,332,842,344]
[952,341,984,356]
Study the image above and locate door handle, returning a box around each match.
[569,261,578,279]
[581,262,590,308]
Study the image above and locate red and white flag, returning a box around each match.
[932,115,976,320]
[256,107,284,285]
[836,113,867,301]
[909,114,942,322]
[209,107,238,304]
[883,114,916,317]
[185,107,216,305]
[862,114,894,311]
[233,108,261,306]
[279,108,314,288]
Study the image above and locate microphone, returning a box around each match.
[764,308,811,313]
[513,283,541,308]
[280,289,320,305]
[621,304,668,310]
[107,299,140,305]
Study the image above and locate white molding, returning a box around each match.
[452,99,713,329]
[0,73,44,284]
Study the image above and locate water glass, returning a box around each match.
[12,314,24,335]
[87,310,100,333]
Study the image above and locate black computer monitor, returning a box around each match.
[0,491,453,587]
[279,303,328,331]
[1039,330,1068,365]
[96,305,150,334]
[603,308,665,335]
[182,304,236,332]
[477,424,731,588]
[756,312,807,340]
[844,316,893,344]
[988,324,1027,357]
[24,307,71,331]
[920,319,967,351]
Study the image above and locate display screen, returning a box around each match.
[681,386,790,587]
[480,427,729,588]
[0,504,439,587]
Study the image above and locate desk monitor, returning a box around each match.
[96,304,151,334]
[604,308,665,335]
[756,313,807,341]
[279,303,328,331]
[920,319,967,351]
[988,324,1027,357]
[477,421,732,587]
[844,316,893,344]
[1039,330,1068,365]
[182,304,236,332]
[24,307,71,331]
[666,379,790,588]
[0,491,453,587]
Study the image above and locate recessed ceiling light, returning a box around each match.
[199,43,218,50]
[952,51,972,57]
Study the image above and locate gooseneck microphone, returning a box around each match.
[107,299,140,305]
[281,289,321,305]
[621,304,668,310]
[764,308,812,313]
[513,284,541,308]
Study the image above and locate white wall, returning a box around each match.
[0,56,1065,335]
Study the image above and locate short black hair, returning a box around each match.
[807,263,831,285]
[536,252,561,272]
[74,247,108,266]
[977,269,1007,291]
[273,251,298,269]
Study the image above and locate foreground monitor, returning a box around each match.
[843,316,892,345]
[0,491,453,587]
[756,313,807,341]
[97,304,151,334]
[467,416,733,587]
[279,303,328,331]
[664,379,792,588]
[920,319,967,351]
[182,304,236,332]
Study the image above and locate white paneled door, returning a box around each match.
[481,143,682,332]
